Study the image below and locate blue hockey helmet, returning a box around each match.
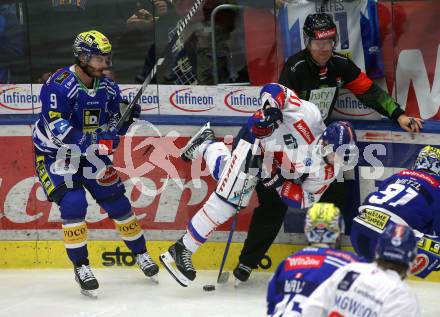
[260,83,301,110]
[318,121,357,158]
[260,83,287,109]
[413,145,440,177]
[375,223,417,267]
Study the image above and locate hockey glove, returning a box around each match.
[279,181,303,208]
[95,128,120,155]
[248,107,283,139]
[118,99,142,135]
[261,168,285,189]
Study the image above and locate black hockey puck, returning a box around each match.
[203,284,215,291]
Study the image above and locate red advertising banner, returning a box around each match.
[378,1,440,120]
[0,130,257,234]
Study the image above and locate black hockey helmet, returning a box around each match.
[303,13,338,47]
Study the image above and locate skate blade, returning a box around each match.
[217,271,229,284]
[180,122,211,161]
[80,288,98,299]
[234,278,243,288]
[159,251,190,287]
[148,273,159,284]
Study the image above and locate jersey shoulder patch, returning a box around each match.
[47,68,77,92]
[51,67,74,85]
[54,71,71,85]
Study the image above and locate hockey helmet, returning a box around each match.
[317,121,357,159]
[413,145,440,177]
[304,203,344,245]
[260,83,298,109]
[375,223,417,267]
[73,30,112,66]
[303,13,338,47]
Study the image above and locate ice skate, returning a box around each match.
[233,263,252,287]
[180,122,216,162]
[136,252,159,283]
[74,264,99,298]
[160,238,196,287]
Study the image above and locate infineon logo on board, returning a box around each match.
[224,89,261,113]
[169,88,215,112]
[120,86,158,111]
[333,90,376,117]
[0,84,41,111]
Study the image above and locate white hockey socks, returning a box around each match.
[183,192,235,253]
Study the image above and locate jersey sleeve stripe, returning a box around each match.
[343,72,373,95]
[67,85,79,99]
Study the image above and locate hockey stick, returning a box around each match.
[217,139,260,284]
[113,0,206,132]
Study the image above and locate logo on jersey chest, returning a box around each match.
[283,134,298,149]
[83,109,101,132]
[293,119,315,144]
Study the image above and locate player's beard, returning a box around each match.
[81,63,105,78]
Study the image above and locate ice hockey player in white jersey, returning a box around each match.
[159,83,357,287]
[302,222,421,317]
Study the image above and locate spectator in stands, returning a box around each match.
[27,0,136,83]
[190,0,237,85]
[0,2,26,83]
[133,0,193,84]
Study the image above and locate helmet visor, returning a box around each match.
[87,54,112,69]
[310,39,335,49]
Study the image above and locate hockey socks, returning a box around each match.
[113,213,159,279]
[113,213,146,254]
[183,192,236,253]
[202,141,231,180]
[63,221,89,266]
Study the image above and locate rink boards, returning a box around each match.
[1,123,440,283]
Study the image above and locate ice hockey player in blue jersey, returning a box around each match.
[32,30,159,298]
[267,202,360,316]
[351,145,440,279]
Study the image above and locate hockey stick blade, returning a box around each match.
[114,0,206,132]
[217,271,229,284]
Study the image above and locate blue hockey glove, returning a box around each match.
[95,128,120,155]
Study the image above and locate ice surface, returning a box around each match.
[0,269,438,317]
